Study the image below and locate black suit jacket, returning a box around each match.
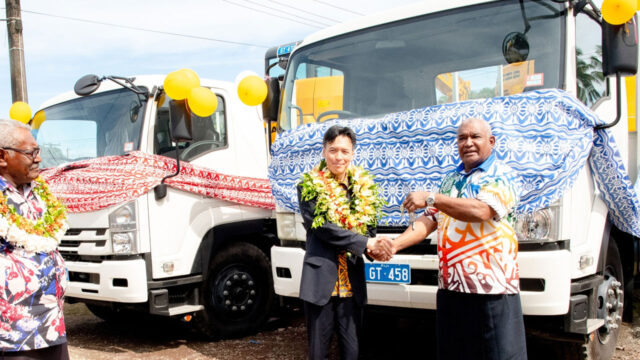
[297,185,376,307]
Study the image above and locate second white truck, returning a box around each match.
[37,75,278,338]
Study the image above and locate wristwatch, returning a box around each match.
[426,193,436,207]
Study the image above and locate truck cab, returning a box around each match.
[37,75,278,338]
[267,1,640,358]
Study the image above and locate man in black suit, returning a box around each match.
[297,125,392,360]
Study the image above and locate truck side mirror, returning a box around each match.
[155,99,192,201]
[74,74,102,96]
[262,77,281,122]
[169,99,193,142]
[262,78,281,147]
[596,15,638,130]
[602,15,638,77]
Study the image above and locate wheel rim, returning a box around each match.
[211,264,259,320]
[595,267,623,344]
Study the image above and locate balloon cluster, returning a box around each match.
[236,71,267,106]
[601,0,637,25]
[164,69,218,117]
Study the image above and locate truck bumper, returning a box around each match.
[271,247,305,298]
[271,246,572,315]
[518,249,571,315]
[65,259,148,303]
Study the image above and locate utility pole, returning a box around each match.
[5,0,27,103]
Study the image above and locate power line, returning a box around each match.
[17,8,270,48]
[240,0,332,27]
[266,0,339,24]
[225,0,329,28]
[311,0,364,16]
[221,0,323,29]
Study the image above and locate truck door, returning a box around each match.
[146,92,230,280]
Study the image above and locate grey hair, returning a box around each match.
[0,119,32,148]
[458,117,493,137]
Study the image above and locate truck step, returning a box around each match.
[585,318,605,333]
[167,304,204,316]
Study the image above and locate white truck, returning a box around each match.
[35,75,278,338]
[266,1,640,359]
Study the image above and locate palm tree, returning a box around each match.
[576,46,604,106]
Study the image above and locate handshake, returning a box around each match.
[366,237,395,262]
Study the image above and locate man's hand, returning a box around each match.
[367,237,395,262]
[402,191,430,212]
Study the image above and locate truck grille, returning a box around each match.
[59,228,111,260]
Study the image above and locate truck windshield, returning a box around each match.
[36,88,146,168]
[279,0,565,130]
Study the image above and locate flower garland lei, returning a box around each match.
[300,160,385,236]
[0,177,68,253]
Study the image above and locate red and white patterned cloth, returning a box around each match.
[40,151,275,213]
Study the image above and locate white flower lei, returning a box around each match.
[300,160,384,236]
[0,216,67,253]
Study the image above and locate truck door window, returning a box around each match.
[575,1,606,108]
[154,93,228,161]
[282,63,344,129]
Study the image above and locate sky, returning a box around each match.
[0,0,421,118]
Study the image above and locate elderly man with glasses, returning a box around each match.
[0,119,69,359]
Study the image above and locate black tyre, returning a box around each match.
[584,240,624,359]
[562,240,625,360]
[194,242,274,339]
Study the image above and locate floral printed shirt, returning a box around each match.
[435,153,521,295]
[0,175,67,351]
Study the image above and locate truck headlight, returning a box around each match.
[515,206,559,243]
[109,201,138,254]
[276,212,297,241]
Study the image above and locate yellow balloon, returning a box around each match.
[602,0,636,25]
[164,69,200,100]
[237,75,268,106]
[180,68,200,89]
[164,71,185,100]
[187,86,218,117]
[32,110,46,130]
[9,101,31,124]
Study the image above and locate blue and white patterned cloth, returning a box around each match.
[269,89,640,237]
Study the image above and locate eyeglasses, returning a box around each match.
[2,147,41,160]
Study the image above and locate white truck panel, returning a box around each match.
[66,259,147,302]
[518,250,572,315]
[270,247,304,298]
[147,184,273,280]
[571,194,609,278]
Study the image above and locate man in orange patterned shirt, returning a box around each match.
[388,118,526,360]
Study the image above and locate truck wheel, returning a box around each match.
[194,242,274,339]
[580,240,625,360]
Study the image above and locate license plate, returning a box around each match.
[365,263,411,284]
